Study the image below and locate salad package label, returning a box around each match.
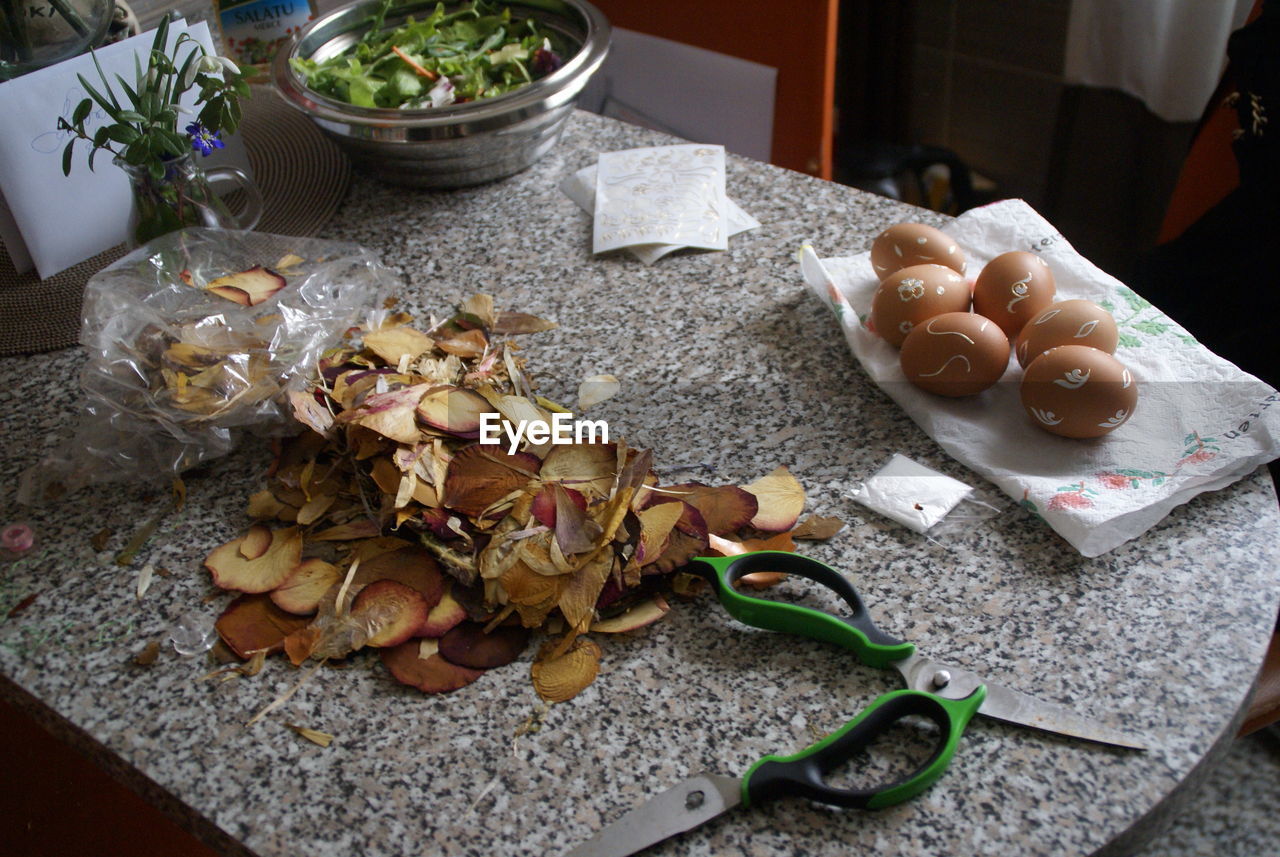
[215,0,316,66]
[593,144,729,255]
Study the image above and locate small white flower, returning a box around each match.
[216,55,240,76]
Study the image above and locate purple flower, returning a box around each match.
[531,47,563,76]
[186,122,225,156]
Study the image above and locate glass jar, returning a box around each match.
[115,152,262,247]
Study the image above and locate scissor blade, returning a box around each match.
[978,680,1147,750]
[895,655,1147,750]
[564,773,742,857]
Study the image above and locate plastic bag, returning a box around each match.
[19,229,396,503]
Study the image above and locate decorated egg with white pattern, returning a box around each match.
[900,312,1010,396]
[973,251,1056,337]
[1015,299,1119,367]
[1021,345,1137,438]
[870,222,966,280]
[869,264,971,347]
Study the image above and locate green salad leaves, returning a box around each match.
[290,0,568,109]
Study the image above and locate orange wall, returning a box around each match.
[587,0,838,179]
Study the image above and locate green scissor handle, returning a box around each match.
[689,552,916,668]
[742,686,986,809]
[688,551,986,809]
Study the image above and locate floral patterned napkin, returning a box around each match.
[800,199,1280,556]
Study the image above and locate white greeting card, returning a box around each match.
[0,20,226,278]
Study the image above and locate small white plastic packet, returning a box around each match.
[850,454,977,533]
[592,144,729,254]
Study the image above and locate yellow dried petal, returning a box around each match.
[531,638,601,703]
[363,326,436,366]
[286,723,335,748]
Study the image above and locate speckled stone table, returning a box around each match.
[2,110,1278,857]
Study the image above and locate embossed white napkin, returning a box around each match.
[801,198,1280,557]
[560,161,759,265]
[593,144,728,255]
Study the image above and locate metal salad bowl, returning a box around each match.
[272,0,610,188]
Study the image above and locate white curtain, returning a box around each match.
[1064,0,1254,122]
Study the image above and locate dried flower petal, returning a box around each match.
[741,466,806,532]
[792,514,845,540]
[215,594,311,659]
[205,266,286,306]
[363,325,436,366]
[531,637,601,703]
[577,374,620,411]
[286,723,335,747]
[205,527,302,593]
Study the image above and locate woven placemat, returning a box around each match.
[0,85,351,357]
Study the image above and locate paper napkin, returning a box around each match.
[801,198,1280,557]
[561,162,759,265]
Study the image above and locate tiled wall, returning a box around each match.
[907,0,1070,208]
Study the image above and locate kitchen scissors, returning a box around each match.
[567,550,1146,857]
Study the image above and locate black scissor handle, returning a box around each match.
[743,686,987,810]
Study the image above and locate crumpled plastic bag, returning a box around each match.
[19,229,397,503]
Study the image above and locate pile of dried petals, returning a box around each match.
[203,295,827,704]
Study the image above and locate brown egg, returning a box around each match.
[1015,299,1119,367]
[870,222,966,280]
[869,264,971,347]
[900,312,1010,396]
[1021,345,1137,438]
[973,251,1056,337]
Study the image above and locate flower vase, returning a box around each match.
[116,153,262,247]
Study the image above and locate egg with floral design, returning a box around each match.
[1016,299,1119,367]
[1021,345,1137,438]
[870,222,966,279]
[973,251,1056,337]
[869,264,971,347]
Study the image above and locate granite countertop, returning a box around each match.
[2,110,1278,857]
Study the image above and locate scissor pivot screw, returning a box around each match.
[685,790,705,811]
[931,669,952,689]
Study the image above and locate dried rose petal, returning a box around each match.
[438,621,530,669]
[741,466,806,532]
[442,444,540,519]
[416,386,491,437]
[591,594,670,633]
[215,594,311,659]
[205,527,302,593]
[271,558,341,615]
[664,483,758,536]
[205,265,286,306]
[381,639,485,693]
[350,580,431,648]
[531,637,601,703]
